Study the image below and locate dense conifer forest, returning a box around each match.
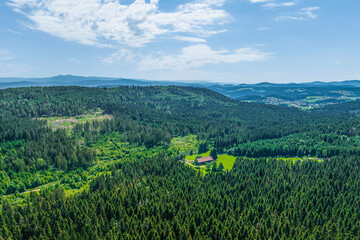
[1,86,360,239]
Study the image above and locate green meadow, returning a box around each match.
[217,154,237,170]
[274,156,323,165]
[185,151,211,161]
[185,151,237,171]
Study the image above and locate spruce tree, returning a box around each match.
[210,148,218,160]
[218,162,224,172]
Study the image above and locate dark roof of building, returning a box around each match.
[196,156,214,163]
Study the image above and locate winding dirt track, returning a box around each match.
[2,188,40,198]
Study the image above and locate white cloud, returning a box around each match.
[139,44,273,70]
[174,36,207,43]
[69,58,82,64]
[262,2,297,8]
[275,6,320,21]
[258,27,270,31]
[250,0,320,22]
[8,0,229,48]
[250,0,270,3]
[301,7,320,19]
[101,49,136,64]
[275,16,304,21]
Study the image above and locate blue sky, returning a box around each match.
[0,0,359,83]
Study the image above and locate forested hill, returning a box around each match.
[0,85,357,172]
[0,86,235,117]
[0,85,333,145]
[315,100,360,116]
[2,75,360,109]
[1,86,360,239]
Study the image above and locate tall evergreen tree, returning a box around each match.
[210,148,218,160]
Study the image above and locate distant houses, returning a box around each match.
[195,156,214,165]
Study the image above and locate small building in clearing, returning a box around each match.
[195,156,214,165]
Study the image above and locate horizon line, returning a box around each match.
[0,74,359,85]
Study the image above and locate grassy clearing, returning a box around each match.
[339,96,358,101]
[185,151,211,161]
[275,156,323,164]
[217,155,237,171]
[301,106,315,110]
[185,153,321,174]
[304,96,328,103]
[168,135,198,155]
[40,111,112,130]
[185,151,237,174]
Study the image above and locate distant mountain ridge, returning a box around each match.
[1,75,360,109]
[1,74,360,87]
[0,75,192,88]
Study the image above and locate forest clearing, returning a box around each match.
[39,111,112,130]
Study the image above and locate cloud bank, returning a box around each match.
[8,0,229,47]
[8,0,274,70]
